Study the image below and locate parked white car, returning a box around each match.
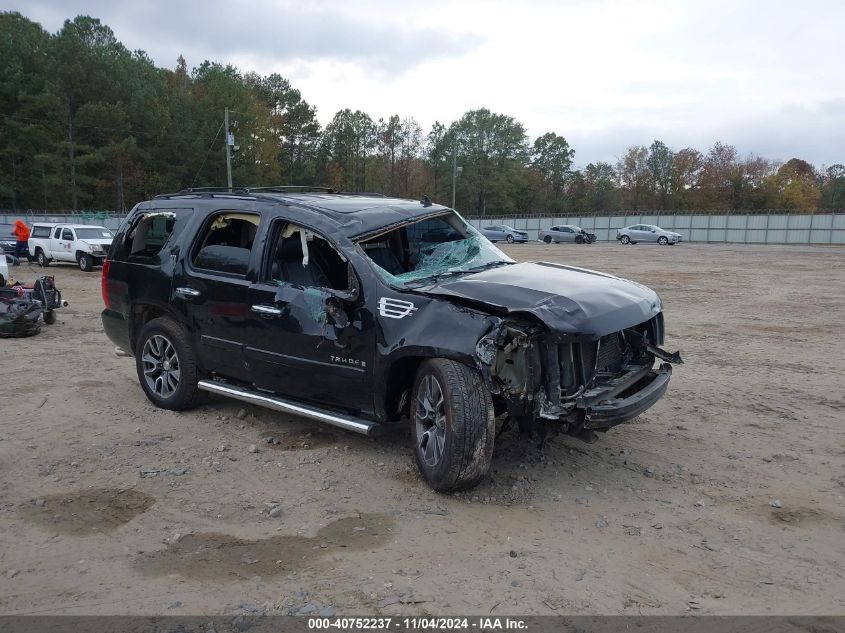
[28,223,114,271]
[616,224,683,245]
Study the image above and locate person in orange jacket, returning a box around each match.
[12,220,30,266]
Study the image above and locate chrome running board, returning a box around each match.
[197,379,381,436]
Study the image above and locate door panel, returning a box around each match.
[173,268,254,380]
[244,282,373,414]
[57,227,75,261]
[241,220,375,415]
[170,211,262,380]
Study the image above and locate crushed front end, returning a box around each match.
[476,313,682,439]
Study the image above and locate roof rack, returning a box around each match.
[153,187,256,200]
[153,185,390,201]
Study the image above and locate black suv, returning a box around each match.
[102,188,681,491]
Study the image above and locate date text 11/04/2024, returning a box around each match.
[307,617,528,630]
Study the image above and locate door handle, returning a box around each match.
[251,304,282,316]
[175,287,201,298]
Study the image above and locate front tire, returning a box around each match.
[506,234,515,244]
[77,253,93,272]
[620,235,630,245]
[135,317,205,411]
[575,235,584,244]
[658,236,668,245]
[37,250,50,267]
[411,359,495,492]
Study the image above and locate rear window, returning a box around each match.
[117,210,192,261]
[31,226,52,238]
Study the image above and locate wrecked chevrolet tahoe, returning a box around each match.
[101,188,681,491]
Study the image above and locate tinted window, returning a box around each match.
[192,212,259,276]
[54,227,62,239]
[32,226,51,238]
[61,229,74,240]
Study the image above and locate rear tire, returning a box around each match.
[543,235,552,244]
[135,317,206,411]
[410,359,495,492]
[620,235,630,245]
[77,253,93,272]
[37,250,50,267]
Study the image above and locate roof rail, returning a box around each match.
[249,186,336,193]
[178,187,251,194]
[336,191,387,197]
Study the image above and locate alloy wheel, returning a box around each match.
[141,334,180,398]
[415,374,447,467]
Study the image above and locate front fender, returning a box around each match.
[372,296,501,421]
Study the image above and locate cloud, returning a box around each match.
[19,0,482,74]
[10,0,845,166]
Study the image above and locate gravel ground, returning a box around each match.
[0,242,843,616]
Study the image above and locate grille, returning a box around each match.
[595,332,625,374]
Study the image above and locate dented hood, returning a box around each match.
[420,261,663,339]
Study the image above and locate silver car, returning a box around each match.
[616,224,683,245]
[479,224,529,243]
[539,225,591,244]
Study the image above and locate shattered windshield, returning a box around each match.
[358,212,513,287]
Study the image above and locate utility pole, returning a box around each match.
[224,107,233,190]
[451,141,457,209]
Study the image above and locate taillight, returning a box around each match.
[101,259,111,309]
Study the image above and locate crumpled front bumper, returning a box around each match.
[582,362,673,429]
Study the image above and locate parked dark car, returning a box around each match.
[101,188,681,491]
[0,223,30,261]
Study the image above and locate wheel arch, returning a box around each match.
[129,301,182,353]
[378,348,480,423]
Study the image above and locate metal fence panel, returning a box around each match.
[4,211,844,246]
[466,213,844,244]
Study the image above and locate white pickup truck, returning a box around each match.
[28,223,114,272]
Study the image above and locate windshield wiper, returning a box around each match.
[405,270,467,287]
[404,261,512,287]
[464,260,513,273]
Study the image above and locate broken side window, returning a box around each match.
[264,223,354,324]
[118,209,192,262]
[265,223,350,292]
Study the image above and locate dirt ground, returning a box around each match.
[1,242,844,616]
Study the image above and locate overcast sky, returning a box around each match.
[14,0,845,167]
